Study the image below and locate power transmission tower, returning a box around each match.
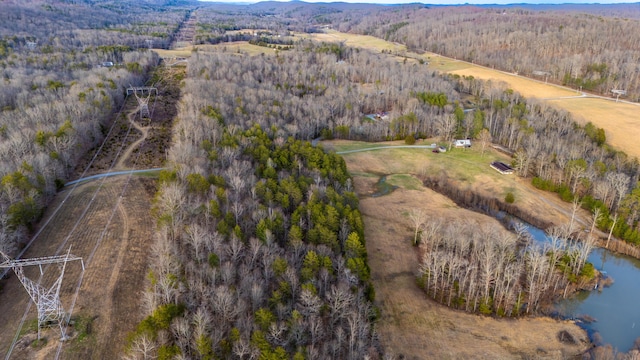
[127,86,158,120]
[0,248,84,340]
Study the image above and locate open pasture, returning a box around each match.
[324,139,591,359]
[155,42,277,58]
[448,66,579,99]
[153,47,194,58]
[196,42,278,56]
[547,97,640,157]
[297,29,407,53]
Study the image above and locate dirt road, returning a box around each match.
[0,65,179,359]
[0,176,156,359]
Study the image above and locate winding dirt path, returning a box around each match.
[114,108,151,170]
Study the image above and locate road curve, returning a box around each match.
[336,144,436,154]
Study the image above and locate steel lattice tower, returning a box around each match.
[127,86,157,120]
[0,248,84,340]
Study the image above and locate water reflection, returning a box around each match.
[371,176,398,198]
[522,221,640,352]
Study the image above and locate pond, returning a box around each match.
[371,175,398,198]
[525,222,640,352]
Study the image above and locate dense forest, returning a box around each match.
[0,0,181,255]
[131,123,380,358]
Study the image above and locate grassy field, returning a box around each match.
[449,67,579,99]
[154,42,278,58]
[547,97,640,156]
[153,47,194,58]
[325,139,591,359]
[296,29,407,53]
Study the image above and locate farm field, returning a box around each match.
[324,139,591,359]
[155,42,278,58]
[546,97,640,157]
[297,29,407,53]
[447,65,579,99]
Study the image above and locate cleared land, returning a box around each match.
[324,139,591,359]
[0,67,180,359]
[448,66,579,99]
[154,42,277,58]
[329,140,589,228]
[299,29,407,53]
[547,97,640,157]
[0,176,156,360]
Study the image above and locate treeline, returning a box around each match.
[419,174,602,316]
[185,41,458,141]
[417,218,597,316]
[0,1,192,53]
[336,6,640,101]
[130,121,380,357]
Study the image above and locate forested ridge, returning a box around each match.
[133,124,379,358]
[0,1,194,255]
[335,5,640,101]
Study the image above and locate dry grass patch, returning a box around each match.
[547,97,640,158]
[327,138,594,358]
[202,41,277,56]
[153,48,194,58]
[448,66,578,99]
[297,29,406,53]
[422,52,474,72]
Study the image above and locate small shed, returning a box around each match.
[490,161,514,175]
[454,139,471,148]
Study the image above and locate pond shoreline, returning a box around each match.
[420,173,640,353]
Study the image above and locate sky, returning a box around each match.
[200,0,640,4]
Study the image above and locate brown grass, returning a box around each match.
[326,139,592,359]
[154,42,278,58]
[449,67,579,99]
[0,177,156,359]
[547,97,640,157]
[296,29,407,53]
[152,48,194,58]
[196,42,277,56]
